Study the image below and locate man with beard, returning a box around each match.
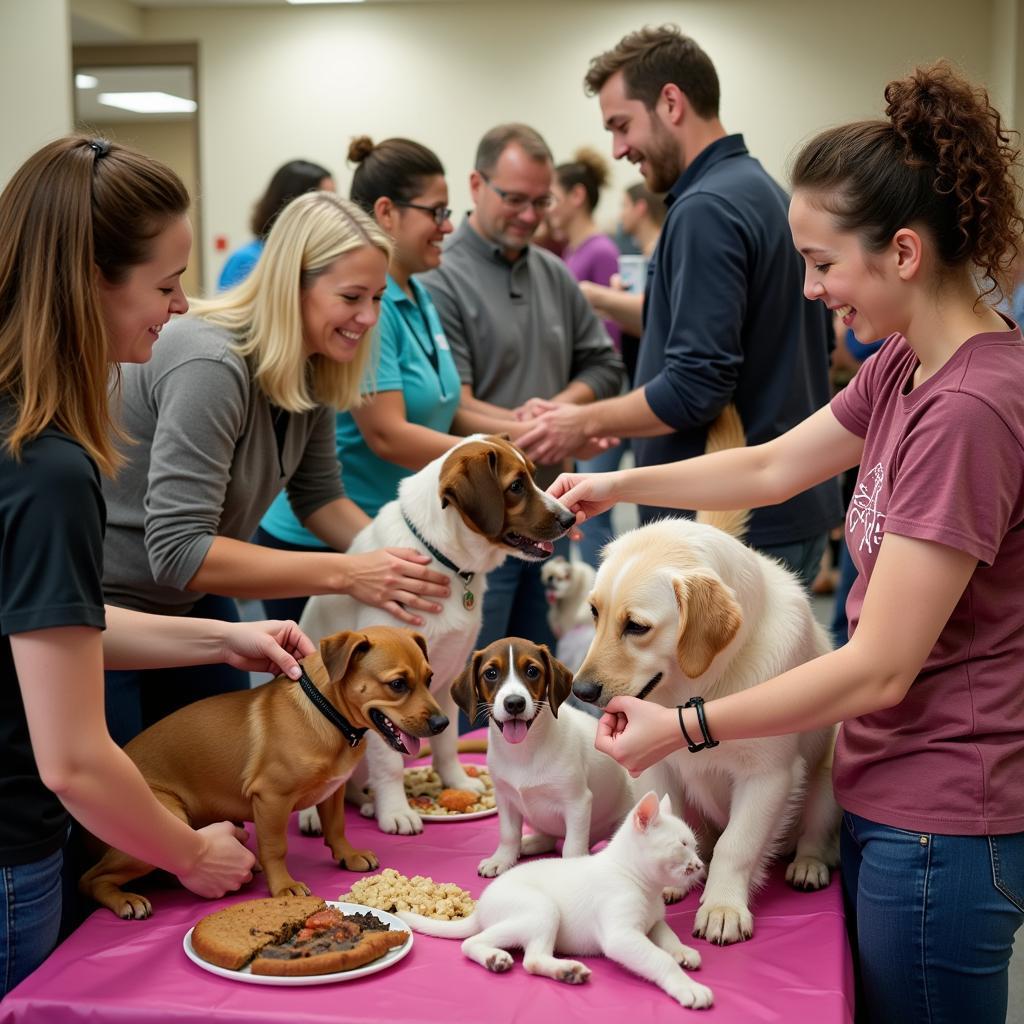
[519,27,841,586]
[420,123,624,652]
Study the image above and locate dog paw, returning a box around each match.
[478,855,516,877]
[359,798,375,818]
[271,880,312,897]
[116,894,153,920]
[485,951,514,973]
[377,805,423,835]
[786,856,831,890]
[667,977,714,1010]
[693,902,754,945]
[555,962,591,984]
[663,886,686,904]
[339,849,379,872]
[298,807,322,835]
[441,770,486,794]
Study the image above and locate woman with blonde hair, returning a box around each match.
[102,190,449,744]
[0,134,318,994]
[258,136,531,622]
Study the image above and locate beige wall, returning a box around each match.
[0,0,72,184]
[84,119,201,295]
[135,0,997,294]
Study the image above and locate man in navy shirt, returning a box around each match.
[520,26,841,584]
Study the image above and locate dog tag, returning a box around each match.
[462,588,475,610]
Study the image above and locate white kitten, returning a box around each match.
[398,791,713,1010]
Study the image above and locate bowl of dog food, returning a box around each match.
[342,869,476,920]
[403,763,497,820]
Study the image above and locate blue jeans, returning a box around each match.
[757,532,829,593]
[841,811,1024,1023]
[103,593,248,747]
[1,847,64,997]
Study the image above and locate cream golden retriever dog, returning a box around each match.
[571,510,840,946]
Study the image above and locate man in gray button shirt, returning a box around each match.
[420,123,624,651]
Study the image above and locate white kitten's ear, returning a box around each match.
[659,793,673,818]
[632,791,661,833]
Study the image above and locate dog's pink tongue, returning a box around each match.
[400,731,421,758]
[503,720,528,744]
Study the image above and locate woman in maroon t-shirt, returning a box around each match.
[551,62,1023,1022]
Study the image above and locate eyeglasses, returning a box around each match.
[394,201,452,227]
[479,172,554,214]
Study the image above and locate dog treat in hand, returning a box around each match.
[343,868,475,920]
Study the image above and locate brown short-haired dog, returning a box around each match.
[81,627,446,919]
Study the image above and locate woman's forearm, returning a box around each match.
[103,606,231,668]
[359,420,458,471]
[186,535,352,599]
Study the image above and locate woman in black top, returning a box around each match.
[0,136,316,995]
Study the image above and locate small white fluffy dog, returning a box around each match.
[572,515,840,946]
[451,637,636,877]
[298,435,575,836]
[399,791,712,1010]
[540,556,596,673]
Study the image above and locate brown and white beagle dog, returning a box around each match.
[452,637,636,878]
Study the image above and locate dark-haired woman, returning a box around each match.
[258,137,519,621]
[0,137,322,994]
[551,63,1024,1021]
[217,158,334,290]
[549,147,622,349]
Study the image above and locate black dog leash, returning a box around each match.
[297,667,366,748]
[400,506,477,610]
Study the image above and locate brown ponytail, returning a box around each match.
[792,62,1023,301]
[556,147,611,213]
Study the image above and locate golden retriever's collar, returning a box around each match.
[298,667,367,748]
[400,504,477,610]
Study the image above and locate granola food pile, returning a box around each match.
[343,869,475,920]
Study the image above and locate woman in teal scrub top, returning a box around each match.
[257,137,510,620]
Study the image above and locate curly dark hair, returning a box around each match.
[791,61,1023,302]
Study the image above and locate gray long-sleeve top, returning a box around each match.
[102,317,344,615]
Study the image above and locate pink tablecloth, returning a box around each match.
[0,748,853,1023]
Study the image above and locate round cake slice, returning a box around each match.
[192,896,327,970]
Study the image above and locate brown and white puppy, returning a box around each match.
[300,435,576,836]
[80,627,445,919]
[452,637,636,878]
[540,555,597,673]
[571,515,840,945]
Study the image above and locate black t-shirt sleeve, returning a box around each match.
[1,433,106,636]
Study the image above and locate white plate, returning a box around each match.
[418,804,497,822]
[182,901,413,986]
[403,764,497,822]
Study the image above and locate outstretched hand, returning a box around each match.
[547,470,622,526]
[595,696,685,776]
[219,620,317,680]
[345,548,451,626]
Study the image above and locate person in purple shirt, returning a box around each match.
[548,148,622,349]
[551,61,1024,1023]
[547,148,623,566]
